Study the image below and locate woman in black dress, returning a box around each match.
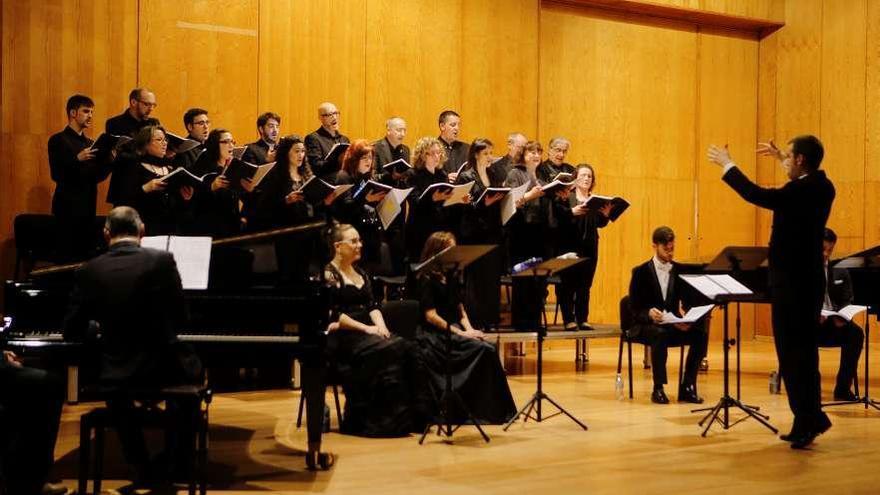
[190,128,244,237]
[324,223,424,437]
[555,163,613,330]
[110,125,194,235]
[406,137,456,260]
[416,231,516,424]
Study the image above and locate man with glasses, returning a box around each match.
[242,112,281,165]
[537,136,575,183]
[305,102,350,181]
[106,88,161,137]
[174,108,210,171]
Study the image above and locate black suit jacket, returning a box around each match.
[47,126,112,218]
[723,167,835,296]
[826,266,854,311]
[628,259,697,337]
[372,137,411,174]
[62,241,197,385]
[305,127,350,181]
[241,139,273,165]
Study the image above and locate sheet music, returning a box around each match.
[661,304,715,324]
[167,236,213,290]
[443,181,475,207]
[141,235,170,251]
[680,274,753,299]
[377,187,413,230]
[821,305,867,322]
[501,182,530,225]
[706,274,752,295]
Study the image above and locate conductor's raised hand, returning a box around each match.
[756,139,786,161]
[707,144,733,167]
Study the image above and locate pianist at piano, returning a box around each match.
[60,207,204,485]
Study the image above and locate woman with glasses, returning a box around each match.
[324,223,425,437]
[406,137,458,260]
[109,124,194,235]
[190,129,245,237]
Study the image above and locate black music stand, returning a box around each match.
[685,248,778,436]
[824,245,880,411]
[416,244,497,444]
[504,257,588,431]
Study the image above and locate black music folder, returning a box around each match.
[474,187,511,206]
[161,167,218,189]
[297,176,353,204]
[583,194,629,221]
[382,158,412,175]
[222,158,276,190]
[412,244,497,274]
[166,131,202,154]
[352,180,393,201]
[90,133,132,161]
[324,142,350,163]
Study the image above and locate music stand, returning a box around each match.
[684,248,778,436]
[504,257,589,431]
[416,244,497,444]
[824,245,880,411]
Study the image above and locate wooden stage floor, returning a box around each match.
[52,338,880,494]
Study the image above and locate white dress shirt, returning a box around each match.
[652,255,672,301]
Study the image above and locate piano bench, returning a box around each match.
[77,384,212,495]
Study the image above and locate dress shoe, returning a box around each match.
[564,322,578,332]
[578,322,594,331]
[651,388,670,404]
[790,430,819,450]
[40,482,69,495]
[833,389,859,401]
[677,384,704,404]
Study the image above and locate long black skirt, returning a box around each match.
[416,329,516,424]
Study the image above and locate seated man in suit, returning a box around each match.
[62,206,202,485]
[818,227,864,401]
[628,226,709,404]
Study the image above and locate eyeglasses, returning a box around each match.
[138,100,158,109]
[338,237,362,245]
[219,138,236,145]
[192,120,210,127]
[320,111,341,118]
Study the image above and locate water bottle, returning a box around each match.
[512,257,543,274]
[615,373,625,400]
[769,370,780,394]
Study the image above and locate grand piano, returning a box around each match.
[1,221,330,443]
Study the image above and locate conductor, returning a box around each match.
[708,135,835,449]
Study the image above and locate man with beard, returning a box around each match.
[241,112,281,165]
[173,108,210,171]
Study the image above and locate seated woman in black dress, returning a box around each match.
[109,125,194,235]
[324,223,423,437]
[416,231,516,424]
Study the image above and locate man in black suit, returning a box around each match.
[62,206,201,482]
[709,135,835,449]
[372,116,410,174]
[106,87,160,137]
[48,94,114,260]
[628,226,709,404]
[818,228,863,401]
[488,132,526,186]
[437,110,469,175]
[0,342,66,495]
[305,102,350,181]
[241,111,281,165]
[173,108,210,171]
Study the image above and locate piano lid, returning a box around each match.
[832,244,880,268]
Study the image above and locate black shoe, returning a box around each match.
[651,388,669,404]
[814,412,832,436]
[677,384,704,404]
[790,430,819,450]
[833,389,859,401]
[578,322,594,331]
[40,482,69,495]
[563,322,578,331]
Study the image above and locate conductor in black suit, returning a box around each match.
[62,206,202,482]
[709,135,835,449]
[628,226,709,405]
[818,227,863,401]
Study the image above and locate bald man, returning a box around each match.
[372,117,411,174]
[305,102,350,181]
[106,87,161,137]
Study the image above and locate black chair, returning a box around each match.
[13,214,59,279]
[617,295,685,399]
[78,384,212,495]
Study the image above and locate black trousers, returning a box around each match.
[771,286,826,433]
[0,365,64,495]
[557,256,598,325]
[817,317,864,394]
[636,321,708,388]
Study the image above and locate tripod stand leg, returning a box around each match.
[449,389,490,443]
[540,393,588,430]
[733,400,778,433]
[698,400,723,428]
[504,394,539,431]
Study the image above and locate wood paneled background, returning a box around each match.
[0,0,874,338]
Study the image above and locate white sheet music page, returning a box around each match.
[661,304,715,324]
[167,236,213,290]
[501,182,530,225]
[707,274,753,295]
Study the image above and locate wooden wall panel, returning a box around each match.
[539,3,700,324]
[364,0,461,144]
[138,0,259,143]
[461,0,539,147]
[0,0,138,277]
[867,0,880,250]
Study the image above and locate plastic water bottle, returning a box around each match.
[769,370,780,394]
[512,257,543,274]
[615,373,625,400]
